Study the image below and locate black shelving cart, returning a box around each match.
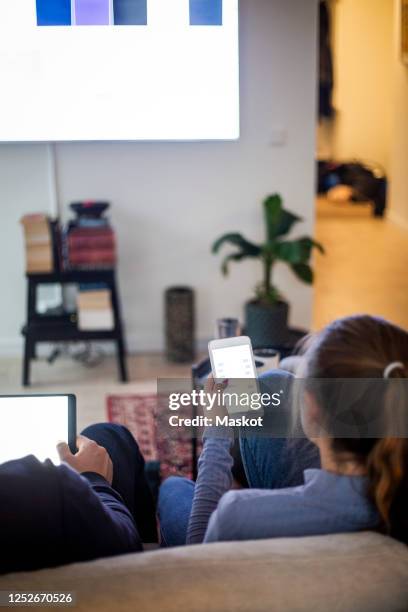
[21,269,128,386]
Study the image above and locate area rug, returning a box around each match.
[107,393,198,479]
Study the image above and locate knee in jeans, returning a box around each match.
[81,422,118,435]
[81,422,141,453]
[160,475,182,493]
[85,422,132,438]
[159,476,190,503]
[107,423,133,437]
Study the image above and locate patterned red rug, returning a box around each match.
[107,394,198,479]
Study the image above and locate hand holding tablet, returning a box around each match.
[57,435,113,485]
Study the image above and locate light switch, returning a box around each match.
[269,128,288,146]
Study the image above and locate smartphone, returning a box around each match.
[208,336,259,414]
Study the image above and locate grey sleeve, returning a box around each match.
[203,506,221,542]
[186,437,234,544]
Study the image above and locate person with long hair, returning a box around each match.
[158,315,408,546]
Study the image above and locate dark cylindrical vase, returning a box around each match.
[165,287,195,363]
[245,300,289,348]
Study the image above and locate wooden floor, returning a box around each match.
[312,197,408,332]
[0,353,201,431]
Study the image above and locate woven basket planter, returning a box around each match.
[165,287,195,362]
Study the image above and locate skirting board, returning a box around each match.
[0,335,209,358]
[387,209,408,231]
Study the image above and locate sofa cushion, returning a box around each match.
[1,532,407,612]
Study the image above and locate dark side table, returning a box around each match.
[21,269,128,386]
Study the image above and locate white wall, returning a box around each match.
[322,0,393,172]
[0,145,57,354]
[0,0,318,355]
[388,0,408,228]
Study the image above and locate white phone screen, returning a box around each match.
[212,344,256,379]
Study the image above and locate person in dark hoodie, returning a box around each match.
[0,423,157,574]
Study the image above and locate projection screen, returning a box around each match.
[0,0,239,141]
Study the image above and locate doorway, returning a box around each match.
[313,0,408,331]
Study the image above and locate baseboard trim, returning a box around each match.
[0,338,23,357]
[0,335,209,358]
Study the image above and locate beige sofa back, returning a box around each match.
[1,532,407,612]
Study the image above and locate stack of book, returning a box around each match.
[67,222,116,270]
[77,288,114,331]
[20,214,54,274]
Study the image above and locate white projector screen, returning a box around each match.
[0,0,239,142]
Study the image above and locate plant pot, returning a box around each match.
[245,300,289,348]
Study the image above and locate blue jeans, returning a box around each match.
[158,436,319,547]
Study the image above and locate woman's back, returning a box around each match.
[204,465,379,542]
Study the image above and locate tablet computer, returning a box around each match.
[0,394,76,466]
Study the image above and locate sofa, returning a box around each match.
[1,531,407,611]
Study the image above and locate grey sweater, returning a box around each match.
[187,437,379,544]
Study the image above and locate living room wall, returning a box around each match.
[0,145,58,355]
[330,0,393,173]
[0,0,318,355]
[389,0,408,229]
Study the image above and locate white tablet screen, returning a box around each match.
[0,395,72,465]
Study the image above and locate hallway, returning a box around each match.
[313,197,408,331]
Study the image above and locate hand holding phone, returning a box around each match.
[208,336,259,414]
[203,375,229,421]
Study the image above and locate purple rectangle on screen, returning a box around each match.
[75,0,110,25]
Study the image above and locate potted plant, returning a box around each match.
[212,194,324,347]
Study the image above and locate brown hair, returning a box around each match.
[301,315,408,544]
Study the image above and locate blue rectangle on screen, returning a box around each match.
[36,0,71,26]
[190,0,222,25]
[75,0,110,25]
[113,0,147,25]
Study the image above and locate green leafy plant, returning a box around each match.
[212,194,325,305]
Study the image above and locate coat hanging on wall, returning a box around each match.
[319,1,334,119]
